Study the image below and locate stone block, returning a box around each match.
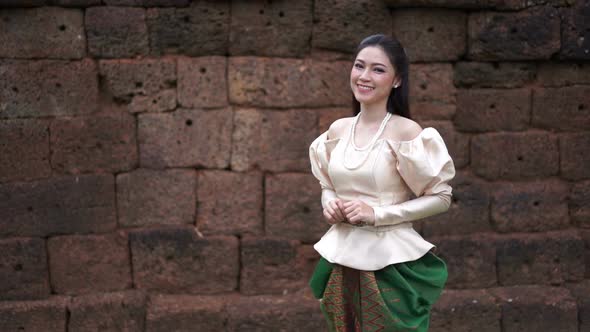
[565,280,590,332]
[560,132,590,180]
[86,7,148,58]
[0,7,85,59]
[196,170,263,236]
[0,174,116,237]
[537,63,590,87]
[240,237,306,295]
[130,227,239,293]
[128,89,176,113]
[489,286,578,332]
[50,0,101,6]
[0,119,50,183]
[454,62,536,88]
[48,233,131,295]
[230,0,312,57]
[317,107,353,133]
[103,0,190,5]
[430,289,501,332]
[50,113,137,174]
[0,238,49,301]
[496,230,585,286]
[312,0,391,53]
[471,132,559,180]
[421,170,491,237]
[560,0,590,60]
[265,173,329,242]
[393,9,466,62]
[146,2,229,56]
[431,234,497,289]
[177,56,227,109]
[117,169,197,227]
[231,109,317,172]
[228,57,350,108]
[0,59,98,118]
[532,86,590,131]
[146,294,225,332]
[455,89,530,132]
[409,63,456,121]
[0,296,68,332]
[570,180,590,228]
[423,120,469,169]
[468,7,560,60]
[68,291,147,331]
[491,179,570,233]
[138,108,232,168]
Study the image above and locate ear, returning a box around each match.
[392,76,402,88]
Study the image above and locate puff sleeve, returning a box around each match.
[309,132,340,209]
[373,128,456,227]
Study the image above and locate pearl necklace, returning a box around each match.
[342,112,392,170]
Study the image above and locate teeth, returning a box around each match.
[358,84,374,91]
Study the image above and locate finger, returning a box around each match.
[330,201,345,220]
[323,209,337,224]
[346,210,360,221]
[344,204,358,214]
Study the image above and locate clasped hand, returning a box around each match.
[322,199,375,226]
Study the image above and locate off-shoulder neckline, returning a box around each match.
[322,127,438,145]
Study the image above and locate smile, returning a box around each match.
[357,84,374,91]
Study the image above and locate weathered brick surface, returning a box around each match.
[430,289,501,332]
[229,57,350,108]
[177,56,228,109]
[265,173,328,242]
[146,294,226,332]
[495,230,585,286]
[0,59,98,118]
[571,180,590,228]
[86,7,148,58]
[317,107,353,133]
[103,0,190,5]
[537,63,590,86]
[51,0,101,6]
[566,280,590,332]
[423,120,469,169]
[146,2,229,56]
[240,237,306,295]
[0,7,85,59]
[560,132,590,180]
[455,89,530,132]
[226,295,327,331]
[410,63,456,121]
[584,230,590,278]
[489,286,578,332]
[0,0,46,6]
[312,0,391,53]
[454,62,536,88]
[392,9,466,62]
[533,86,590,131]
[128,89,176,113]
[471,132,559,180]
[560,0,590,60]
[117,169,197,228]
[468,7,560,60]
[99,59,176,103]
[230,0,312,57]
[231,109,317,172]
[50,113,137,174]
[196,170,263,236]
[68,291,147,331]
[48,233,131,295]
[138,108,232,168]
[0,119,50,183]
[431,234,497,289]
[421,171,491,237]
[386,0,564,9]
[130,227,239,293]
[491,179,570,233]
[0,238,49,301]
[0,174,116,237]
[0,296,68,332]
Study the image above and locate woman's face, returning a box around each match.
[350,46,398,107]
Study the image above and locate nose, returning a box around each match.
[359,68,370,81]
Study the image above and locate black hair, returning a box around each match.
[352,34,411,119]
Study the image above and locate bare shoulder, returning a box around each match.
[383,115,424,142]
[327,117,354,140]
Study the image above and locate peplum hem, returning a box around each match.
[313,222,435,271]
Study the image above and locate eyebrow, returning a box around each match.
[355,59,388,67]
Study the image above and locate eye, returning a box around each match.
[354,63,364,69]
[374,67,385,73]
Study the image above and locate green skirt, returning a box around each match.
[309,251,448,332]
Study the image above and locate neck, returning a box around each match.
[359,100,388,124]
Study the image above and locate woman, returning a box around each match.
[308,34,456,331]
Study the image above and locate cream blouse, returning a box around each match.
[309,120,456,271]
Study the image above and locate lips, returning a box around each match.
[357,84,374,92]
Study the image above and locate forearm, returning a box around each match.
[321,189,338,210]
[372,193,452,227]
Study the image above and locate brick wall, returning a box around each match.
[0,0,589,331]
